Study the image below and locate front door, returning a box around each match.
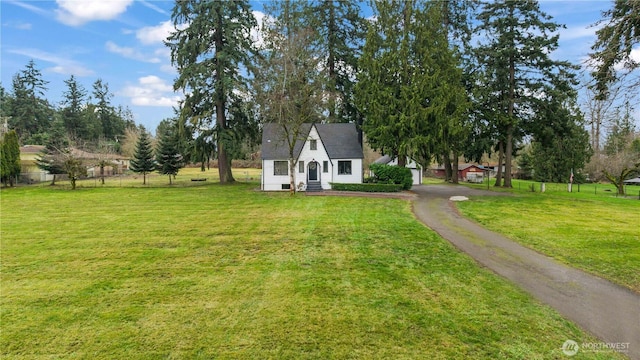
[308,161,319,181]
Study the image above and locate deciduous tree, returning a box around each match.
[255,1,326,193]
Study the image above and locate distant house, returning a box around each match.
[19,145,130,183]
[431,163,487,183]
[261,123,364,191]
[623,177,640,185]
[19,145,52,183]
[371,155,423,185]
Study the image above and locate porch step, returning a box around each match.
[306,182,323,192]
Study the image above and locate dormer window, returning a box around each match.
[310,139,317,150]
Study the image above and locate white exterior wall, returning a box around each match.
[261,125,363,191]
[332,158,363,185]
[296,126,332,190]
[261,159,292,191]
[385,157,422,185]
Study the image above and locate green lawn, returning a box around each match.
[1,182,624,359]
[456,188,640,293]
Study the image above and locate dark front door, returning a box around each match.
[308,162,318,181]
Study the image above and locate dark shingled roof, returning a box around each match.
[262,123,363,160]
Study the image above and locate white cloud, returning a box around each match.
[4,21,32,30]
[120,75,181,107]
[105,41,161,63]
[559,22,600,42]
[55,0,133,26]
[136,20,175,45]
[8,48,93,76]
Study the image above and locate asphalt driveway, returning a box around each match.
[411,184,639,359]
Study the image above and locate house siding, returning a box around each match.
[332,158,363,185]
[262,159,292,191]
[261,123,363,191]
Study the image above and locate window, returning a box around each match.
[310,139,317,150]
[274,161,288,176]
[299,161,304,173]
[323,161,328,173]
[281,183,290,190]
[338,161,352,175]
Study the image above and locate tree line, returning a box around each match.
[166,0,637,188]
[2,0,638,190]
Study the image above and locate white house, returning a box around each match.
[261,123,364,191]
[371,155,423,185]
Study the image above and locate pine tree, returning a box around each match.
[155,128,184,185]
[166,0,257,184]
[474,0,578,187]
[129,128,155,185]
[60,75,89,141]
[591,0,640,100]
[356,0,467,168]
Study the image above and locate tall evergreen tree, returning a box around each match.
[474,0,578,187]
[60,75,89,141]
[9,60,53,143]
[129,128,155,185]
[304,0,366,124]
[356,0,466,169]
[166,0,257,184]
[92,79,123,141]
[591,0,640,100]
[1,130,21,186]
[155,127,184,185]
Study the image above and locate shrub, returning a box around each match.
[330,183,403,192]
[369,163,413,190]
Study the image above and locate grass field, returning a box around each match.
[455,186,640,293]
[0,180,623,359]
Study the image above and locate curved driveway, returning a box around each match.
[411,184,639,360]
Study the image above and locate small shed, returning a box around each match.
[431,163,486,182]
[372,155,422,185]
[623,177,640,185]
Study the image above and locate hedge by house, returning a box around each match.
[368,163,413,190]
[330,183,403,192]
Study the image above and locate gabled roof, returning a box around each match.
[261,123,363,160]
[432,163,484,171]
[623,177,640,184]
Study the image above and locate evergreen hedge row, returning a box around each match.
[368,163,413,190]
[330,183,403,192]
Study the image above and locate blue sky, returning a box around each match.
[1,1,634,134]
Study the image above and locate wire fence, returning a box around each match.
[463,177,640,200]
[17,169,262,189]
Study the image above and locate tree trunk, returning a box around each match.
[217,142,234,184]
[504,124,513,188]
[495,141,504,187]
[451,153,459,184]
[443,153,452,182]
[289,158,296,195]
[215,12,235,185]
[100,165,105,185]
